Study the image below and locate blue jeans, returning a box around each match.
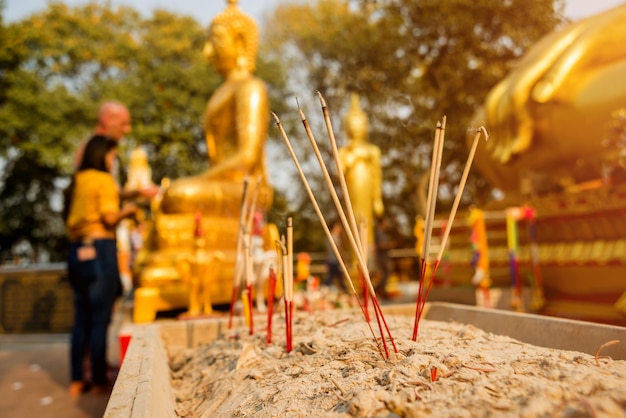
[67,239,120,384]
[325,261,346,290]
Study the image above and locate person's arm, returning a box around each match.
[119,185,160,202]
[101,205,138,229]
[99,173,139,229]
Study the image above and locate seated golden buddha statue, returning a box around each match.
[338,94,384,264]
[471,4,626,199]
[134,0,273,322]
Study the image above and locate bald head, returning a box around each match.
[95,101,131,141]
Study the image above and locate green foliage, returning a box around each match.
[0,0,566,262]
[0,2,289,262]
[263,0,565,245]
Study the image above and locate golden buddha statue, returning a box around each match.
[471,4,626,198]
[159,0,272,215]
[133,0,273,322]
[338,94,384,253]
[464,6,626,322]
[125,147,154,192]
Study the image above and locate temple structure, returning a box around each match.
[435,4,626,325]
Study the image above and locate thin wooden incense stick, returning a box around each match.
[297,100,395,355]
[318,93,397,350]
[272,112,390,358]
[317,92,366,264]
[358,220,370,322]
[436,127,487,263]
[287,219,295,352]
[244,229,254,335]
[296,101,374,297]
[266,265,276,345]
[275,237,292,353]
[230,178,261,329]
[413,117,446,341]
[415,126,487,330]
[229,177,250,329]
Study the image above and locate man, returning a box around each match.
[74,101,159,201]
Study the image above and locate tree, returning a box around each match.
[262,0,565,246]
[0,3,289,262]
[0,0,565,261]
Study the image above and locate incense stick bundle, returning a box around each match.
[244,230,254,335]
[273,110,394,358]
[317,94,397,354]
[266,265,277,345]
[413,125,487,340]
[286,219,294,352]
[276,231,294,353]
[229,178,262,330]
[290,96,397,356]
[296,101,373,295]
[228,178,250,329]
[413,117,446,341]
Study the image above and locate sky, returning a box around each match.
[4,0,626,25]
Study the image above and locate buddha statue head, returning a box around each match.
[344,94,369,143]
[204,0,259,76]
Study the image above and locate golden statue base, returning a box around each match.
[133,211,279,323]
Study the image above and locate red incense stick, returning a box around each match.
[266,266,276,345]
[413,126,487,340]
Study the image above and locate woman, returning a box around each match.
[64,135,137,396]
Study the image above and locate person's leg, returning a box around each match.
[70,288,88,383]
[89,240,119,386]
[323,262,334,287]
[332,263,348,292]
[67,241,96,395]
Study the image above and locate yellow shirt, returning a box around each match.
[66,170,120,241]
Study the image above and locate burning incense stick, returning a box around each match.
[229,177,250,329]
[296,100,373,295]
[413,125,487,340]
[266,265,276,345]
[413,117,446,341]
[275,237,291,352]
[229,177,261,325]
[244,230,254,335]
[272,111,393,358]
[316,93,398,354]
[317,92,366,264]
[297,99,396,353]
[436,127,487,263]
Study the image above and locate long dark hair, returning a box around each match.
[62,135,117,221]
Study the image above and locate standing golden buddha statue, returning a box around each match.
[133,0,273,322]
[338,94,384,258]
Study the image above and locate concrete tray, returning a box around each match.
[104,302,625,417]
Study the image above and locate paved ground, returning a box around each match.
[0,334,114,418]
[0,297,132,418]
